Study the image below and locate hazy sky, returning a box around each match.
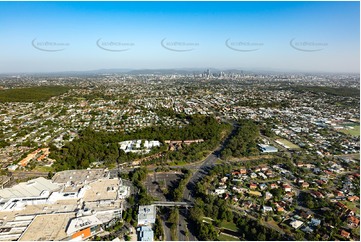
[0,1,359,73]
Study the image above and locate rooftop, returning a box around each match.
[83,179,119,202]
[137,205,156,226]
[0,177,60,200]
[66,214,102,235]
[52,169,109,186]
[19,213,73,241]
[258,144,278,153]
[137,226,154,241]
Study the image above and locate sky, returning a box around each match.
[0,1,359,74]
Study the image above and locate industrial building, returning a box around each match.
[137,205,156,226]
[137,226,154,241]
[137,205,156,241]
[258,144,278,153]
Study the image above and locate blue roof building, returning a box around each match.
[137,226,154,241]
[258,144,278,153]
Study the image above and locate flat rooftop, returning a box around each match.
[83,179,119,202]
[52,169,109,185]
[137,205,156,225]
[19,213,73,241]
[0,200,78,222]
[66,214,102,235]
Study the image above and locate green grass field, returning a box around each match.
[220,221,238,231]
[218,233,240,241]
[275,139,300,149]
[168,160,188,166]
[33,165,54,173]
[0,86,70,102]
[341,126,360,137]
[344,201,360,214]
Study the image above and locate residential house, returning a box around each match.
[347,196,359,202]
[243,201,253,209]
[262,206,273,213]
[231,171,240,176]
[220,177,228,183]
[334,190,344,197]
[310,218,321,227]
[290,220,303,229]
[347,216,360,228]
[265,170,273,177]
[265,192,273,200]
[270,183,278,189]
[277,207,285,213]
[215,188,226,195]
[310,191,324,199]
[259,183,267,191]
[340,230,350,239]
[248,191,262,197]
[300,210,313,220]
[250,183,257,190]
[283,184,292,192]
[301,226,313,234]
[301,182,309,188]
[240,168,247,175]
[254,167,261,173]
[250,173,257,179]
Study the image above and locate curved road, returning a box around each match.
[182,123,239,203]
[175,122,239,240]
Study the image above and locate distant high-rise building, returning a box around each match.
[206,69,210,76]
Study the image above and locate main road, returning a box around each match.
[182,121,238,203]
[175,121,239,240]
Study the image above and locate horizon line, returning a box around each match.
[0,68,359,76]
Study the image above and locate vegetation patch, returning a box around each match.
[0,86,70,102]
[291,86,360,97]
[51,115,230,171]
[221,119,259,159]
[344,201,360,214]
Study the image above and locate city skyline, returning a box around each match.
[0,1,359,74]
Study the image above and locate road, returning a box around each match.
[178,212,187,241]
[178,209,197,241]
[175,121,238,240]
[182,121,239,203]
[182,152,219,203]
[161,218,171,241]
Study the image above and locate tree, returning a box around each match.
[154,217,164,240]
[47,171,54,179]
[257,232,267,241]
[189,206,204,222]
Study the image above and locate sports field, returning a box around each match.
[341,125,360,137]
[275,139,300,149]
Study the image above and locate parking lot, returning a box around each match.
[144,171,183,201]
